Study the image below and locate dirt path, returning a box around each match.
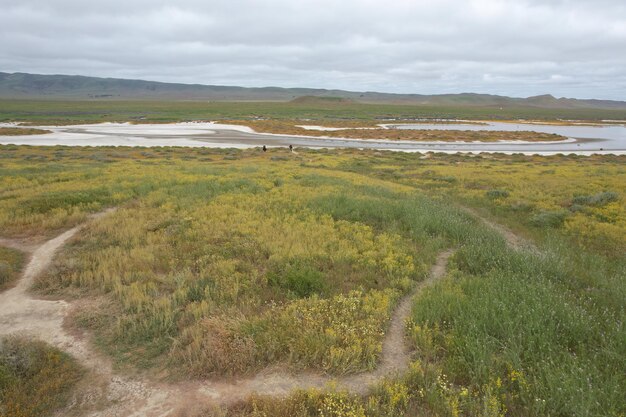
[0,211,174,417]
[0,212,454,416]
[0,212,115,350]
[461,206,537,251]
[334,248,454,394]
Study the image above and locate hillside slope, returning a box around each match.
[1,72,625,109]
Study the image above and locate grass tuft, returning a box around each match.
[0,337,84,417]
[0,247,25,292]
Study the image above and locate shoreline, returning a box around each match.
[0,121,624,155]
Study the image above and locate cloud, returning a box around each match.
[0,0,625,99]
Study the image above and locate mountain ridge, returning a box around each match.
[1,72,625,110]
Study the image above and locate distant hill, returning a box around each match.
[1,72,625,110]
[289,96,356,104]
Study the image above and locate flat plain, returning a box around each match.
[0,99,625,417]
[3,98,626,125]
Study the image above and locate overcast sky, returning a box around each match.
[1,0,625,100]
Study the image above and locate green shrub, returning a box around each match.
[21,188,112,214]
[486,189,510,199]
[530,210,568,228]
[0,337,84,417]
[434,175,457,183]
[572,191,619,206]
[568,203,587,213]
[268,260,326,298]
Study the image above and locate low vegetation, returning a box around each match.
[0,127,51,136]
[0,336,84,417]
[0,144,624,416]
[33,162,430,376]
[219,119,566,142]
[0,246,25,292]
[2,98,626,126]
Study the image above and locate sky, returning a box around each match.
[1,0,625,100]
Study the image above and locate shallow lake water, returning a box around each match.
[1,122,625,155]
[386,121,626,153]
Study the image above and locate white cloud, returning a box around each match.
[0,0,625,99]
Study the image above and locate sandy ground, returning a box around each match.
[0,204,532,416]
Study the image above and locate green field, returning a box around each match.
[0,144,624,416]
[2,99,626,125]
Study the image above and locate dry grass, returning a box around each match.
[0,127,51,136]
[0,247,25,292]
[220,119,566,142]
[0,336,85,417]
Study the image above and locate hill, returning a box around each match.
[1,72,625,110]
[289,96,356,104]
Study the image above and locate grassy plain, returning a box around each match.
[1,98,626,125]
[0,145,624,416]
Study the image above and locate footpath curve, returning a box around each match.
[0,211,456,416]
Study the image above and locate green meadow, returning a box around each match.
[0,144,624,416]
[2,98,626,125]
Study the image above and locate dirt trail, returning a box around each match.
[0,210,152,416]
[0,212,114,350]
[461,206,537,251]
[335,249,454,394]
[0,212,453,416]
[196,249,455,403]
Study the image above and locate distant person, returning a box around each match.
[289,144,293,152]
[262,145,267,152]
